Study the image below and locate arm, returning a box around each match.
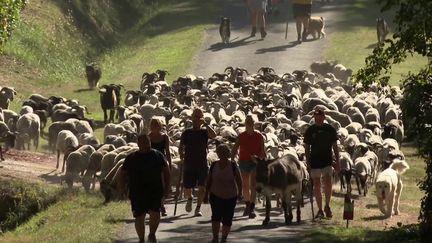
[230,137,240,161]
[164,134,172,169]
[234,165,243,198]
[305,143,311,170]
[259,132,266,159]
[204,122,217,139]
[332,142,340,173]
[179,133,185,161]
[162,160,171,197]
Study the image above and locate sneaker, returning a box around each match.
[249,203,256,219]
[194,208,203,217]
[185,197,193,213]
[160,206,167,216]
[148,233,157,243]
[243,202,250,216]
[324,205,333,218]
[315,210,324,219]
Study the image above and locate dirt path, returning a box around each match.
[190,0,350,77]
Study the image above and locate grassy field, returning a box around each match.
[1,0,220,148]
[324,0,428,86]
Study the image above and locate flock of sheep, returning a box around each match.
[0,60,407,217]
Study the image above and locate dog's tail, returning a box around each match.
[390,159,410,174]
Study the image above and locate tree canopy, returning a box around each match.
[0,0,27,53]
[354,0,432,240]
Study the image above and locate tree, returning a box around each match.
[354,0,432,241]
[0,0,27,53]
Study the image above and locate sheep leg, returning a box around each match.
[103,109,108,124]
[56,150,60,169]
[0,145,4,161]
[355,175,361,196]
[394,181,402,215]
[262,196,271,225]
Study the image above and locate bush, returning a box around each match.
[0,178,63,233]
[0,0,27,53]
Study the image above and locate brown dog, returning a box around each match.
[307,16,326,39]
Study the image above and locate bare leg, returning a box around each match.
[242,173,251,202]
[212,221,220,240]
[196,186,206,208]
[148,210,160,235]
[250,170,257,204]
[221,225,231,242]
[134,214,146,242]
[295,17,302,42]
[313,176,323,211]
[301,16,310,41]
[323,174,332,207]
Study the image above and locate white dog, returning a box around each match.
[375,159,409,218]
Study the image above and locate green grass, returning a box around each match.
[0,190,130,242]
[302,144,424,242]
[324,0,428,85]
[1,0,220,148]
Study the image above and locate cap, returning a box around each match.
[313,108,325,116]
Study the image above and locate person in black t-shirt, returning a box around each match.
[304,108,340,219]
[179,108,216,217]
[121,134,170,243]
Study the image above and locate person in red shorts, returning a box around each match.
[231,114,265,218]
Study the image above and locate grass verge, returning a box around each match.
[302,144,424,242]
[0,189,129,242]
[324,0,428,85]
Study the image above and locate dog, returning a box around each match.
[376,17,389,43]
[306,16,326,40]
[219,17,231,44]
[375,159,409,218]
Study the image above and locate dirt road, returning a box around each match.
[190,0,350,77]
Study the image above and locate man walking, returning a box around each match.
[304,108,340,218]
[179,108,217,216]
[292,0,313,43]
[244,0,268,38]
[121,134,171,243]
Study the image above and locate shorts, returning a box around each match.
[310,165,333,179]
[292,3,312,18]
[209,193,237,226]
[249,0,267,12]
[130,196,161,218]
[183,166,208,188]
[238,160,256,173]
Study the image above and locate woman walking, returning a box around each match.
[230,114,265,219]
[149,118,172,216]
[205,144,242,243]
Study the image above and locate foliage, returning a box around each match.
[354,0,432,241]
[0,178,63,233]
[0,0,27,53]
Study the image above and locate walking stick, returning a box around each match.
[285,16,289,40]
[309,177,315,222]
[173,160,183,216]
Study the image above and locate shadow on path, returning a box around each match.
[208,36,259,52]
[255,41,298,54]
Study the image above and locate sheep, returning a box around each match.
[104,135,127,148]
[103,123,126,140]
[82,144,116,190]
[99,84,122,124]
[15,113,40,150]
[0,121,15,160]
[48,122,79,152]
[63,145,96,188]
[0,87,17,109]
[354,156,372,196]
[332,64,352,83]
[78,133,100,147]
[56,130,79,172]
[85,62,101,89]
[20,105,34,115]
[382,119,404,145]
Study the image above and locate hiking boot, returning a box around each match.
[297,34,302,44]
[185,197,193,213]
[251,27,257,37]
[160,206,167,216]
[324,205,333,218]
[211,238,218,243]
[260,27,267,38]
[315,210,324,219]
[148,233,157,243]
[243,201,251,216]
[249,203,256,219]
